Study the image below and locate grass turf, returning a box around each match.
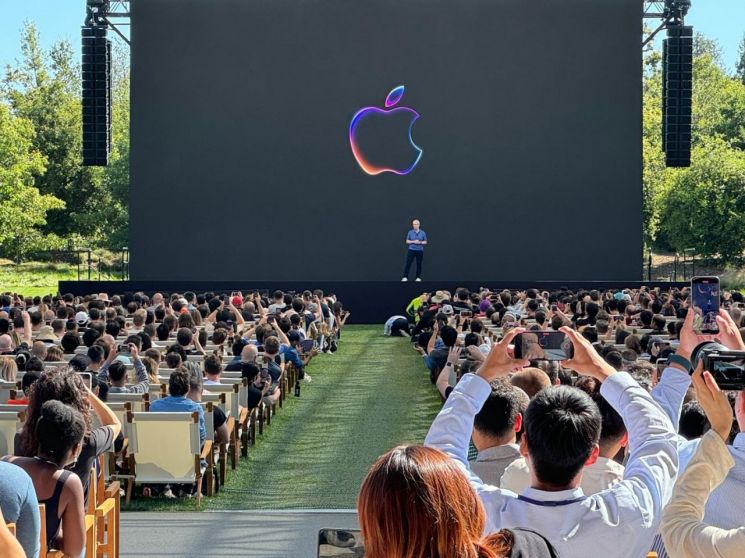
[200,324,441,510]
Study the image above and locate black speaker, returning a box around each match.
[662,25,693,167]
[81,25,111,166]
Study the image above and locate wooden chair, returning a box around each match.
[124,411,213,507]
[38,504,96,558]
[106,393,149,412]
[204,383,245,469]
[0,410,23,456]
[88,464,118,558]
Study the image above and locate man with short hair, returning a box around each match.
[97,343,149,393]
[510,367,551,398]
[401,218,427,282]
[469,383,529,486]
[225,343,257,372]
[176,327,205,355]
[425,326,678,557]
[150,367,206,445]
[501,375,628,495]
[203,354,223,385]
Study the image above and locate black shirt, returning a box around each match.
[213,406,227,431]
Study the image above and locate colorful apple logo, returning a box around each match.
[349,85,422,175]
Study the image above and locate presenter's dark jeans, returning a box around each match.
[403,249,423,279]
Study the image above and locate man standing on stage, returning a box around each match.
[402,218,427,282]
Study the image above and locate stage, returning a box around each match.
[58,281,686,324]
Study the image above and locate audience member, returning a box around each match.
[3,401,87,557]
[425,327,678,557]
[358,444,558,558]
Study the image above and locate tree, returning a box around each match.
[0,102,65,259]
[644,33,745,250]
[658,139,745,262]
[737,33,745,85]
[2,22,122,247]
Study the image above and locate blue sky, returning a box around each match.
[0,1,743,72]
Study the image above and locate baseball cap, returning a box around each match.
[231,295,243,306]
[613,292,625,301]
[442,304,454,315]
[75,311,90,326]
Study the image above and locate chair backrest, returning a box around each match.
[0,411,23,456]
[126,411,201,483]
[92,401,131,438]
[0,380,17,404]
[203,383,239,417]
[0,404,26,415]
[107,392,149,412]
[199,402,214,441]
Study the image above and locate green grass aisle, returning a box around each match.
[208,324,441,509]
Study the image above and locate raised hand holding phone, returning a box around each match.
[560,327,616,382]
[476,328,528,382]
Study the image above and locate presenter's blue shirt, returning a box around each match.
[407,229,427,251]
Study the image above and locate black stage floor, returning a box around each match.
[58,280,686,324]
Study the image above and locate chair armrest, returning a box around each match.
[238,407,249,426]
[200,440,213,460]
[95,498,116,517]
[104,480,121,499]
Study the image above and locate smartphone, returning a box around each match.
[613,315,624,322]
[318,529,363,558]
[691,276,720,334]
[513,331,573,361]
[460,310,473,317]
[79,372,93,390]
[118,344,131,355]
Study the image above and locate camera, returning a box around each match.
[691,342,745,391]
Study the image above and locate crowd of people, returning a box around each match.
[368,287,745,557]
[0,289,347,557]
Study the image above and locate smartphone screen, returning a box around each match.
[514,331,573,361]
[692,276,720,334]
[79,372,93,390]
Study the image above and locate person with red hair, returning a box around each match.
[358,444,557,558]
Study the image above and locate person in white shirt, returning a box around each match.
[203,354,223,386]
[425,326,679,558]
[500,375,627,495]
[661,364,745,558]
[469,381,529,487]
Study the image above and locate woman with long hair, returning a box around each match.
[358,445,558,558]
[3,400,86,556]
[15,368,121,501]
[0,356,18,382]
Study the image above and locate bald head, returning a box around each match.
[241,344,258,363]
[510,367,551,399]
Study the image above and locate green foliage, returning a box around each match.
[1,22,129,254]
[658,139,745,262]
[643,34,745,257]
[0,102,64,259]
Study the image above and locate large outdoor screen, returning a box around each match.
[130,0,642,281]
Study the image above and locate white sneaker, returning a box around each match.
[401,277,408,282]
[415,278,422,282]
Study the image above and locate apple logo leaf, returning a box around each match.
[385,85,405,108]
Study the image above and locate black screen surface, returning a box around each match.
[130,0,642,281]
